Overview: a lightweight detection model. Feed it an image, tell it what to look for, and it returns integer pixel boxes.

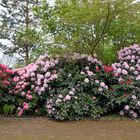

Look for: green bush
[45,54,132,120]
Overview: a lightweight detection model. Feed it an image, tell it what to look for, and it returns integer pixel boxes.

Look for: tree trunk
[91,3,110,55]
[25,44,29,66]
[25,0,29,66]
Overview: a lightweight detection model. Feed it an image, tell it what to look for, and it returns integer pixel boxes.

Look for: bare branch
[91,2,110,55]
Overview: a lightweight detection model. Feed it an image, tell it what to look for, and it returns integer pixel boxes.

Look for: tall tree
[0,0,40,65]
[38,0,140,58]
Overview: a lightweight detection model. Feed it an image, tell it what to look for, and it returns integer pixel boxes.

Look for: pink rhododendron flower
[136,75,140,80]
[80,71,85,75]
[133,112,137,118]
[23,102,29,110]
[13,77,20,82]
[65,95,71,101]
[116,68,121,74]
[122,69,128,75]
[87,70,93,76]
[124,105,129,110]
[14,90,19,94]
[26,94,33,100]
[95,80,99,84]
[45,72,51,78]
[98,87,103,92]
[43,84,48,88]
[100,82,105,87]
[18,109,23,117]
[69,90,75,95]
[84,78,89,83]
[134,71,138,75]
[58,94,63,98]
[21,92,25,96]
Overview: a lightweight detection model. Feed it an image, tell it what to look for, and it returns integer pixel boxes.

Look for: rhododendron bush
[45,54,132,120]
[5,53,130,120]
[0,44,140,120]
[0,64,16,114]
[112,44,140,118]
[11,54,59,116]
[112,44,140,80]
[0,64,14,89]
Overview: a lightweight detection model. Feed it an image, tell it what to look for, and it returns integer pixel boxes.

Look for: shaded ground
[0,117,140,140]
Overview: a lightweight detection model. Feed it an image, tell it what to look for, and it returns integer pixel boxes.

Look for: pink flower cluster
[120,95,140,118]
[87,55,102,65]
[12,54,59,115]
[73,56,113,95]
[112,44,140,81]
[0,64,14,88]
[17,102,29,116]
[46,88,77,114]
[13,54,59,95]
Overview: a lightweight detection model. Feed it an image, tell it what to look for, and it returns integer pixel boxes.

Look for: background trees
[0,0,140,66]
[38,0,140,64]
[0,0,40,66]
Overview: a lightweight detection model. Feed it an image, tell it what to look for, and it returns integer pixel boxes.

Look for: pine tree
[0,0,40,66]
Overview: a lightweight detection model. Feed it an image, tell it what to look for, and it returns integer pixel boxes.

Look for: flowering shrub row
[112,44,140,118]
[0,44,140,120]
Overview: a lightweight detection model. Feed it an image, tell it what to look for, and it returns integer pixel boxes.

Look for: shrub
[112,44,140,118]
[112,44,140,81]
[0,64,14,90]
[45,53,132,120]
[0,64,16,107]
[11,54,59,116]
[2,45,138,120]
[119,80,140,118]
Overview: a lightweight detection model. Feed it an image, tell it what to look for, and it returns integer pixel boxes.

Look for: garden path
[0,118,139,140]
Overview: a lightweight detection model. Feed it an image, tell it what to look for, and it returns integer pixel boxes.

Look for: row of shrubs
[0,44,140,120]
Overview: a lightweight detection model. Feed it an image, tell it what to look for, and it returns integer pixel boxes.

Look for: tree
[33,0,58,57]
[38,0,140,64]
[0,0,40,66]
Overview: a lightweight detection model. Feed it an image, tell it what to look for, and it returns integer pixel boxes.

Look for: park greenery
[0,44,140,120]
[0,0,140,120]
[0,0,140,66]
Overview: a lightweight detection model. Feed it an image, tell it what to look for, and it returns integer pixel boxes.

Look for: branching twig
[91,2,110,55]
